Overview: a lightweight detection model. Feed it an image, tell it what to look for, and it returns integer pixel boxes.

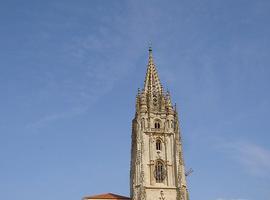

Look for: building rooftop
[83,193,130,200]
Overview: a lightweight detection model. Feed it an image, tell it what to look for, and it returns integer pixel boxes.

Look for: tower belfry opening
[130,48,189,200]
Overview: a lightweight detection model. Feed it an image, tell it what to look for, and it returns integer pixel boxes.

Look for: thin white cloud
[26,105,89,129]
[25,5,144,129]
[23,0,186,130]
[221,140,270,177]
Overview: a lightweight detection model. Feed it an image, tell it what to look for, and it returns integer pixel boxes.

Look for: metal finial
[148,42,152,52]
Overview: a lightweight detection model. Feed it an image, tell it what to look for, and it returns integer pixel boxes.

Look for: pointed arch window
[155,122,160,129]
[155,161,166,183]
[166,120,169,129]
[156,139,162,151]
[154,119,161,129]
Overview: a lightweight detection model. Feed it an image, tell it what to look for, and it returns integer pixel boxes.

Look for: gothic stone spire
[143,47,163,95]
[130,48,189,200]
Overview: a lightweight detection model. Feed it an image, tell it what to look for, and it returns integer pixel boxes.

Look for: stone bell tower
[130,48,189,200]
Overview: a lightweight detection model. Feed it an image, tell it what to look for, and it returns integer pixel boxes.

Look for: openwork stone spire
[143,47,163,95]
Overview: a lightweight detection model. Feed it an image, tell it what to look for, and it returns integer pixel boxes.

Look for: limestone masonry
[84,48,189,200]
[130,48,189,200]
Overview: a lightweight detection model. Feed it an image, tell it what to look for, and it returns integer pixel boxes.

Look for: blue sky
[0,0,270,200]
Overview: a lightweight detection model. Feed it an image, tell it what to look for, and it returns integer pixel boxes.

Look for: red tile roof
[83,193,130,200]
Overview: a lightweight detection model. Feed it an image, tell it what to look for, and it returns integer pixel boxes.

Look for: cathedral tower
[130,48,189,200]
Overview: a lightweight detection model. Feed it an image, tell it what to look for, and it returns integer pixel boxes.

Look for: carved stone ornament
[164,136,168,144]
[159,190,165,200]
[151,136,155,143]
[156,154,161,159]
[180,187,186,200]
[140,186,146,200]
[140,171,145,183]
